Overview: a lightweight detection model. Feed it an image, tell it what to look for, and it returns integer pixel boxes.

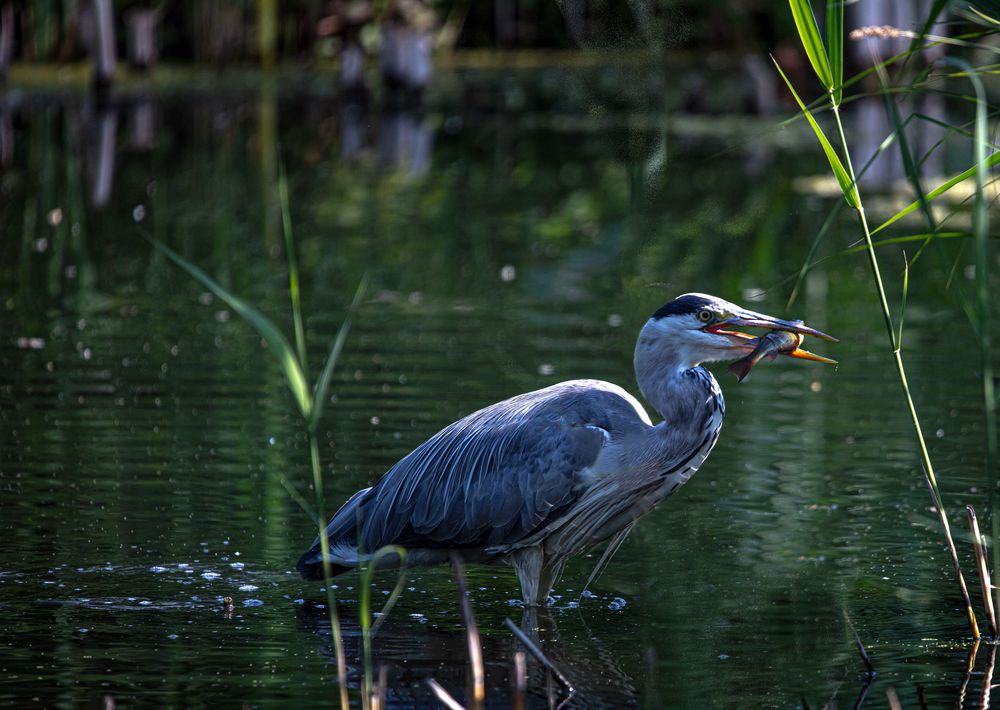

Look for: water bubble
[293,599,305,605]
[243,599,264,607]
[150,566,168,573]
[268,437,276,445]
[201,571,221,580]
[139,600,153,606]
[607,597,627,611]
[507,599,524,607]
[78,628,89,634]
[238,584,258,592]
[581,590,595,599]
[718,654,730,661]
[230,562,245,570]
[567,601,579,609]
[167,634,179,640]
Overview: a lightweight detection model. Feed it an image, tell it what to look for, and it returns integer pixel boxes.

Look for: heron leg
[512,546,564,607]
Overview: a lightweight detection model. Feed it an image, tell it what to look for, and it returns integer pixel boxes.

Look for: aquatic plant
[779,0,999,639]
[149,161,414,710]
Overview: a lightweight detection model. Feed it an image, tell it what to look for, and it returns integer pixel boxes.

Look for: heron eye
[697,310,713,323]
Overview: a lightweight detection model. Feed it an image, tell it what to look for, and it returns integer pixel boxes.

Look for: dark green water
[1,77,997,708]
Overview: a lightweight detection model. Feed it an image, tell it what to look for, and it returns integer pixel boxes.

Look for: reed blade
[967,506,997,637]
[788,0,833,89]
[360,545,407,705]
[370,546,408,637]
[452,556,485,710]
[310,272,369,432]
[772,57,858,208]
[826,0,843,105]
[150,238,312,419]
[504,618,575,698]
[426,679,465,710]
[870,151,1000,235]
[279,159,309,372]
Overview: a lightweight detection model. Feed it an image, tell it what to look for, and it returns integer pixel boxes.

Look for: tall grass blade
[909,0,951,62]
[969,7,1000,25]
[873,54,939,266]
[503,618,576,698]
[826,0,843,105]
[788,0,833,89]
[370,561,408,637]
[307,434,350,710]
[360,545,408,707]
[948,56,1000,625]
[871,152,1000,235]
[809,14,982,637]
[897,253,909,352]
[786,199,845,310]
[279,160,309,372]
[310,272,370,432]
[840,232,996,254]
[967,506,997,637]
[426,679,464,710]
[278,475,319,525]
[773,57,858,208]
[452,556,485,710]
[150,239,312,419]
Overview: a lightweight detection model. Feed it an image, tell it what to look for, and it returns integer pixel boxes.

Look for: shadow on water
[294,599,640,708]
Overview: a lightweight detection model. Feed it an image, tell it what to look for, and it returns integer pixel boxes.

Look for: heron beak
[706,308,838,364]
[721,309,839,342]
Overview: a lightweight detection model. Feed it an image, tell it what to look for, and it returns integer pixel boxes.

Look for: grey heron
[297,293,836,605]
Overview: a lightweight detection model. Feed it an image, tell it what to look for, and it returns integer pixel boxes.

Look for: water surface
[1,75,997,708]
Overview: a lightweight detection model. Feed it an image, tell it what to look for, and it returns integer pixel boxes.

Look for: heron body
[297,293,835,605]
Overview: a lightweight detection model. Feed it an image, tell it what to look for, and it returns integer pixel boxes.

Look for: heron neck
[633,333,722,435]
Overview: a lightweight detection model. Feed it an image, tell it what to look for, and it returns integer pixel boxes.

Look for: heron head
[640,293,837,370]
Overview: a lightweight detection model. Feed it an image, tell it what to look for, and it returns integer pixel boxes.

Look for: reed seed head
[849,25,905,40]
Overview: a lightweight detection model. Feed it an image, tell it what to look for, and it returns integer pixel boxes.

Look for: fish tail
[727,359,754,382]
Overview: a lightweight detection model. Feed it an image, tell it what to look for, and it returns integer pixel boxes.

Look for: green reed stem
[279,161,309,372]
[830,100,980,639]
[359,546,408,709]
[309,432,351,708]
[958,59,998,628]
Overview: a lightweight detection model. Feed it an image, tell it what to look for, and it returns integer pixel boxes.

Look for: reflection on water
[0,74,998,708]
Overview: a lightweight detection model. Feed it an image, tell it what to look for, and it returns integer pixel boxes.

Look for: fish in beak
[705,309,838,380]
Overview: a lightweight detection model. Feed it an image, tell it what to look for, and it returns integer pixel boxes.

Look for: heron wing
[346,381,648,555]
